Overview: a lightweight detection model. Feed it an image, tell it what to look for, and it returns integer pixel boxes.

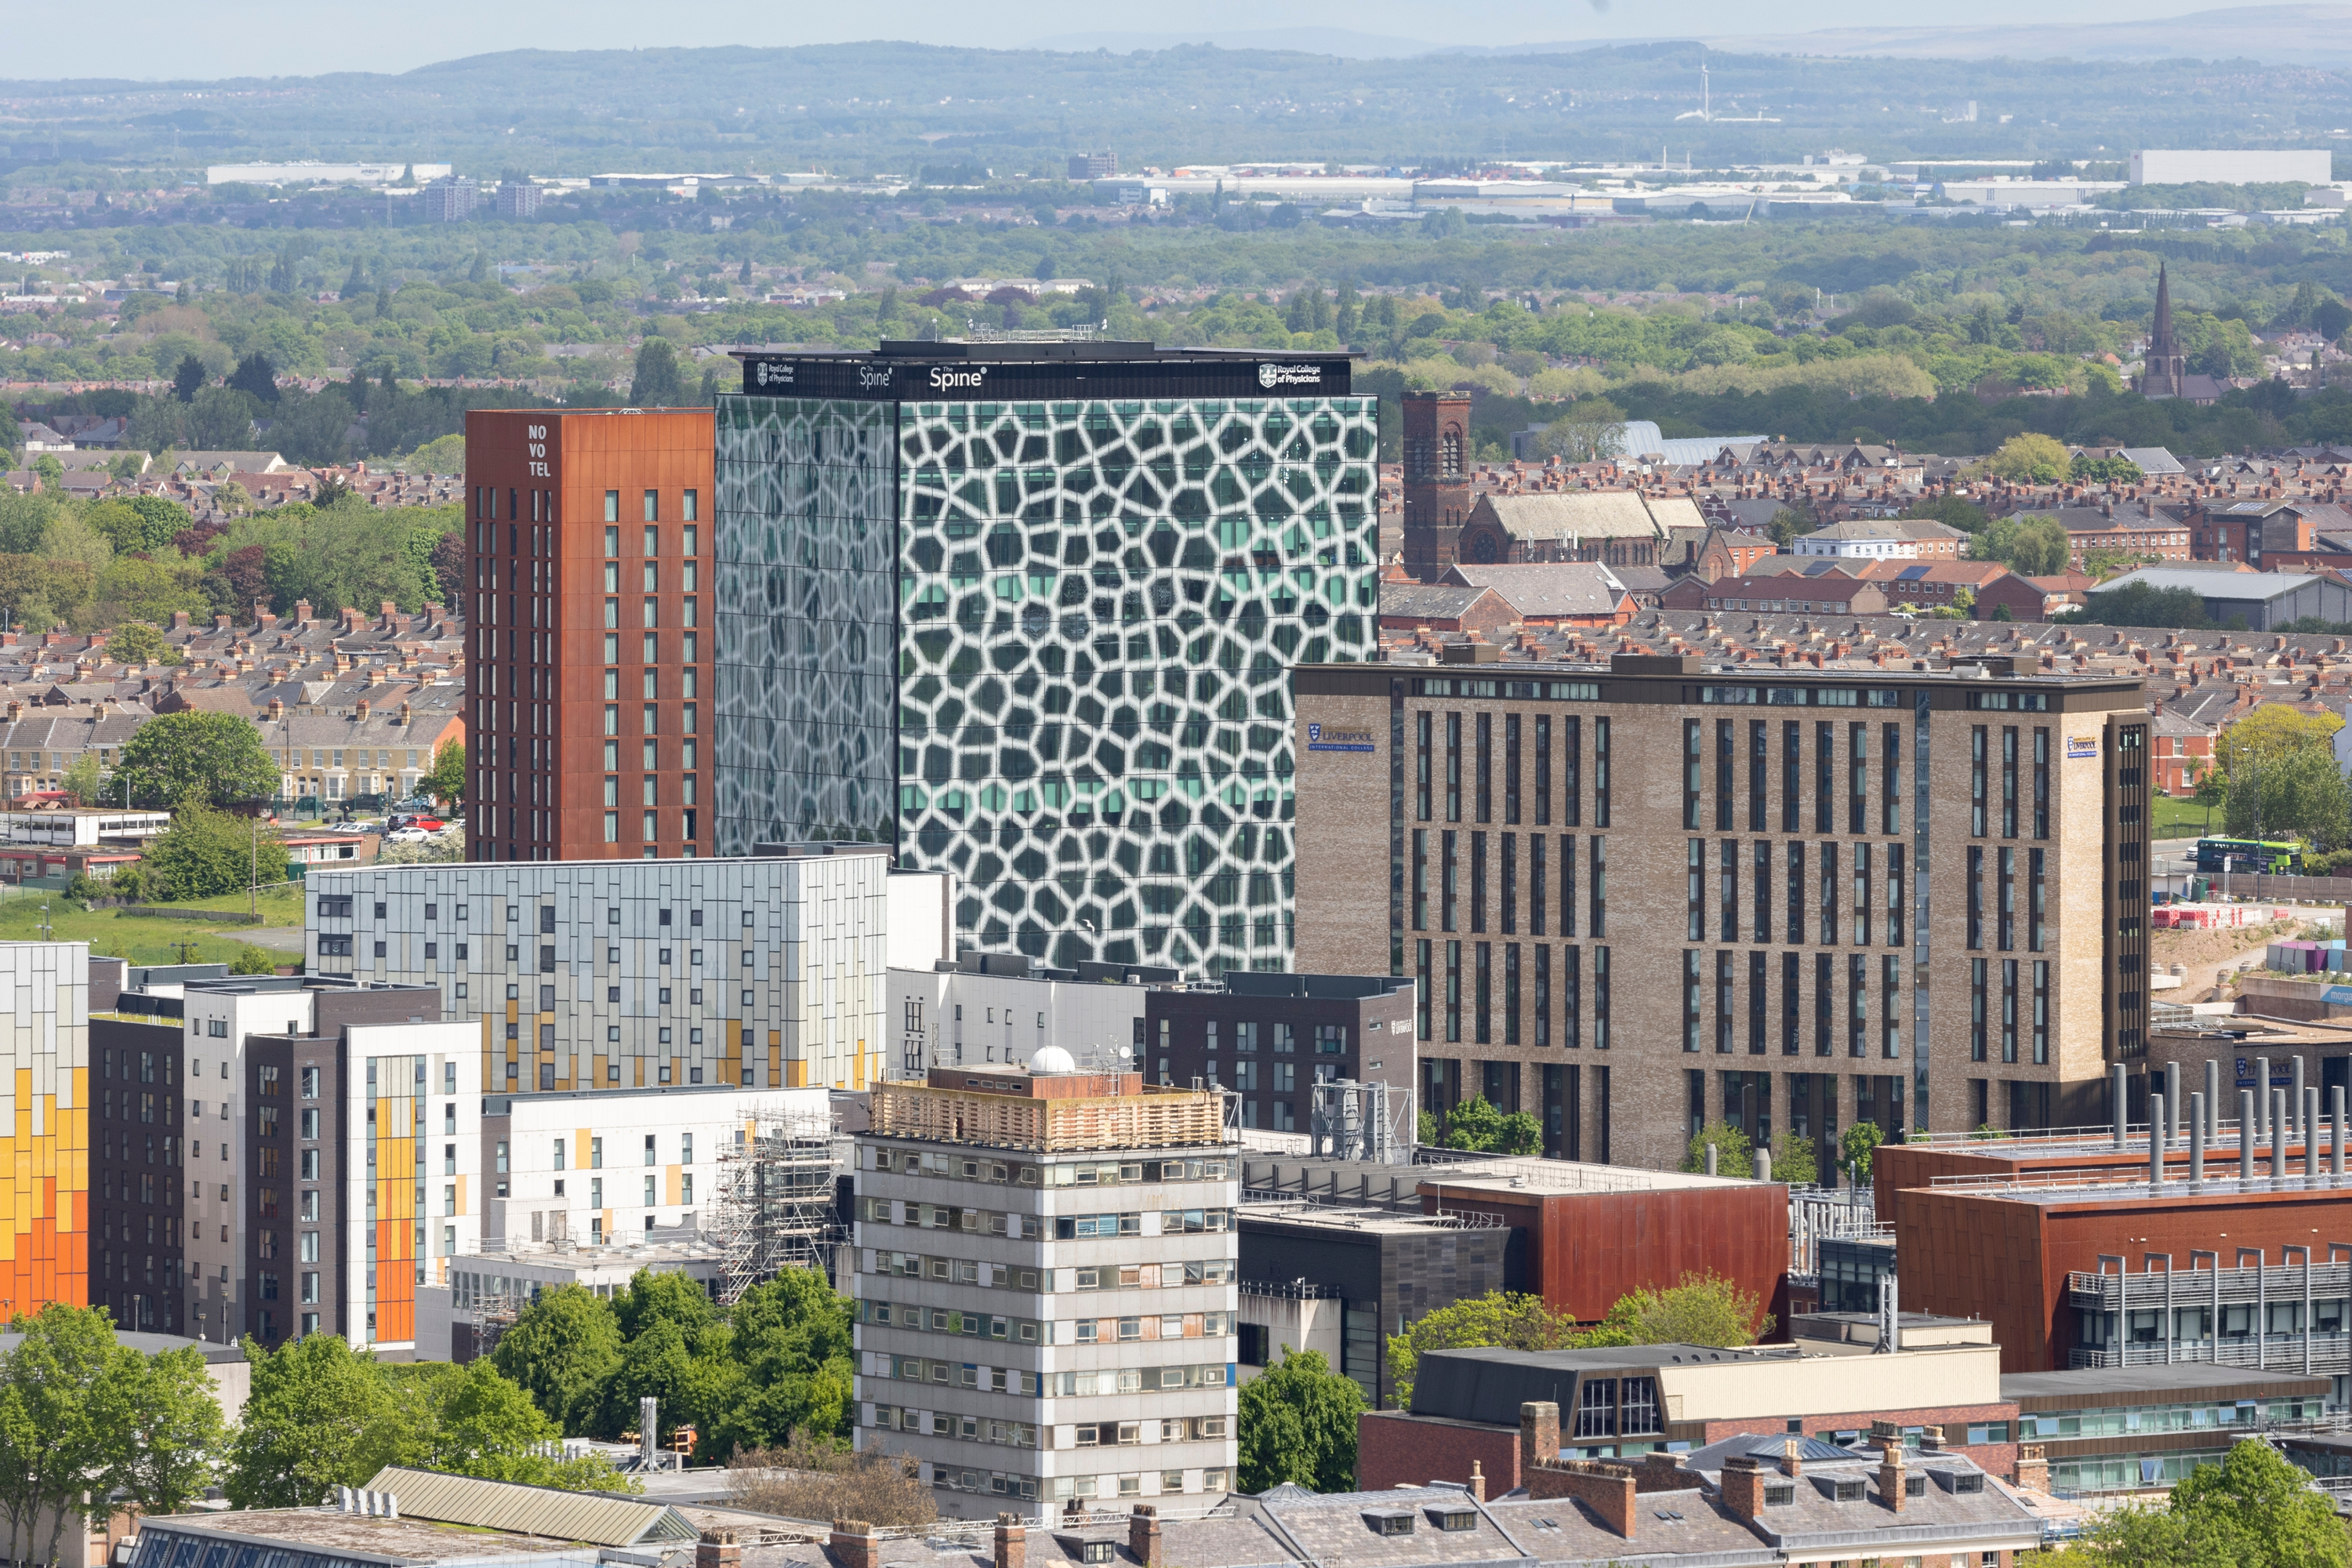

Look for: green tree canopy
[1601,1272,1775,1347]
[1682,1119,1754,1177]
[630,340,688,406]
[1975,514,2071,577]
[0,1305,221,1566]
[1385,1291,1629,1409]
[105,620,181,667]
[142,800,286,901]
[223,1333,404,1508]
[2040,1438,2350,1568]
[490,1283,623,1437]
[1983,432,2071,484]
[118,710,279,807]
[427,739,467,804]
[1532,398,1628,463]
[1237,1348,1364,1494]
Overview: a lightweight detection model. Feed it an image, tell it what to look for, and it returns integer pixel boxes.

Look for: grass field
[0,882,302,967]
[2153,793,2221,840]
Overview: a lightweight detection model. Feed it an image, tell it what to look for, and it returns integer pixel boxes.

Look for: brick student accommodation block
[464,408,716,863]
[1293,654,2151,1171]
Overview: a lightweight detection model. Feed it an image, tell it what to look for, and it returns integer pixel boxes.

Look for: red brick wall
[1358,1410,1523,1492]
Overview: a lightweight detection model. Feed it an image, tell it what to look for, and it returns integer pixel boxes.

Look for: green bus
[2194,837,2303,875]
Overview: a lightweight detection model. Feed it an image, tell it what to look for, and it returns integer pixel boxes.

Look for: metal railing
[2067,1334,2352,1372]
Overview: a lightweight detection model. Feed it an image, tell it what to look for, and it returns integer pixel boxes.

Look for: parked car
[385,827,431,844]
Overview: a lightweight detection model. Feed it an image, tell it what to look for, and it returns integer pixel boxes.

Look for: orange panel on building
[464,408,717,862]
[1413,1177,1790,1325]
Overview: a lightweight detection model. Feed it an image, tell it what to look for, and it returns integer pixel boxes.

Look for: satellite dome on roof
[1032,1045,1078,1074]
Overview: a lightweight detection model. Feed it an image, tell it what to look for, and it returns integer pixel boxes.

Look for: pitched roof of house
[1439,563,1631,618]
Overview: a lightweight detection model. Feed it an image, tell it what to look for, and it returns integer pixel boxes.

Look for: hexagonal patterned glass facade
[714,354,1379,978]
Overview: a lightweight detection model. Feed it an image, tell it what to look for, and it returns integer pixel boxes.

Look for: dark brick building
[90,1015,185,1334]
[1142,972,1414,1134]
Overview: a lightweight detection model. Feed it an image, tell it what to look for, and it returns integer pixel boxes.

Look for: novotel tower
[715,339,1378,977]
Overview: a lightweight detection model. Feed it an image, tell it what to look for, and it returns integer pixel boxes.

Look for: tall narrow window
[1411,830,1428,931]
[1534,944,1550,1046]
[1563,717,1581,828]
[1882,955,1901,1060]
[1504,944,1520,1046]
[2029,848,2045,952]
[2033,727,2050,839]
[1563,946,1582,1049]
[1445,941,1462,1043]
[1475,942,1492,1044]
[1971,726,1989,837]
[1715,951,1734,1054]
[1684,720,1703,830]
[1501,834,1518,935]
[1970,959,1988,1062]
[1592,946,1610,1051]
[1853,844,1871,947]
[1786,841,1806,946]
[1471,833,1488,935]
[1531,835,1548,938]
[1560,835,1577,938]
[1589,836,1606,938]
[2002,727,2020,838]
[1966,847,1984,949]
[1782,951,1801,1055]
[1716,720,1735,832]
[1415,713,1432,821]
[2001,959,2020,1064]
[1719,840,1738,943]
[1687,840,1705,941]
[1887,845,1905,947]
[1683,952,1702,1053]
[1749,720,1768,833]
[2032,960,2050,1065]
[1534,715,1552,826]
[1416,941,1432,1040]
[1444,713,1461,822]
[1475,713,1493,824]
[1814,953,1833,1057]
[1504,714,1522,825]
[1441,833,1457,933]
[1594,718,1610,828]
[1753,840,1771,944]
[1748,950,1767,1054]
[1819,843,1838,947]
[1848,953,1868,1058]
[1882,722,1903,837]
[1998,846,2016,951]
[1848,723,1868,836]
[1781,720,1801,833]
[1815,722,1835,834]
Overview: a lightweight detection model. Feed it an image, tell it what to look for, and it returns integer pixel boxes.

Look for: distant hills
[1028,5,2352,67]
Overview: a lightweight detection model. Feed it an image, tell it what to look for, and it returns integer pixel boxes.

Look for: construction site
[436,1099,848,1362]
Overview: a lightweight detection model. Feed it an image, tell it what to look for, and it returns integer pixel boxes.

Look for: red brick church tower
[1400,392,1471,582]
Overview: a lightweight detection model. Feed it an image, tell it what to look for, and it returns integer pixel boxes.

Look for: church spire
[2151,261,2176,356]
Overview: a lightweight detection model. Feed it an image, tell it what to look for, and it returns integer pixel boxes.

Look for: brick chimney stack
[1718,1455,1767,1521]
[1520,1401,1560,1475]
[993,1515,1025,1568]
[694,1530,739,1568]
[1878,1439,1908,1514]
[829,1523,876,1568]
[1468,1461,1486,1502]
[2013,1444,2049,1493]
[1127,1507,1161,1568]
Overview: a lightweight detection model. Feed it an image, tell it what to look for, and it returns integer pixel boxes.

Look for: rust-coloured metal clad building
[1885,1132,2352,1374]
[464,408,715,862]
[1407,1169,1789,1324]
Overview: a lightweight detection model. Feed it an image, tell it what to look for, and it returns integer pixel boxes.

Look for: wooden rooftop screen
[872,1080,1225,1152]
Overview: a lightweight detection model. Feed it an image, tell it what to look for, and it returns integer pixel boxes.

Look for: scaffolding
[709,1100,849,1305]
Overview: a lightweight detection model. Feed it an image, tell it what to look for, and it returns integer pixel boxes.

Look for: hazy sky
[4,0,2198,81]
